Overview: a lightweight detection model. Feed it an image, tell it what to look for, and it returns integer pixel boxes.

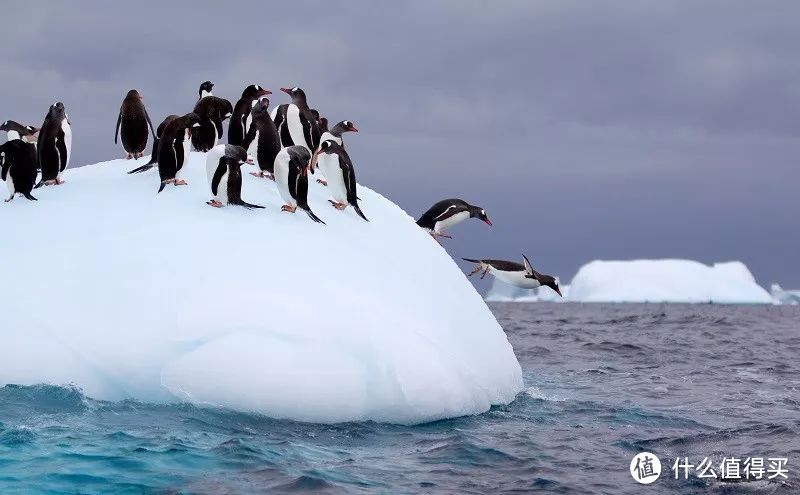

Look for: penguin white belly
[247,130,259,158]
[215,171,229,204]
[318,155,347,203]
[273,153,295,207]
[286,105,307,151]
[269,107,278,121]
[210,120,218,147]
[492,269,541,289]
[434,211,470,233]
[178,130,191,178]
[61,119,72,171]
[5,165,15,196]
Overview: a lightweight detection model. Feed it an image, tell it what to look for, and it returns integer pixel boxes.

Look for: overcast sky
[2,1,797,289]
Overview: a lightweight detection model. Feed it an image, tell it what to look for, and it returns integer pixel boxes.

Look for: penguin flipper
[304,207,325,224]
[353,203,369,222]
[23,192,37,201]
[34,179,45,189]
[231,200,264,210]
[114,111,122,144]
[128,164,155,174]
[157,182,166,194]
[461,258,482,263]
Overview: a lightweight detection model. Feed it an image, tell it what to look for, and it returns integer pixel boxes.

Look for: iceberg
[0,153,523,424]
[484,277,568,302]
[566,259,772,304]
[771,284,800,305]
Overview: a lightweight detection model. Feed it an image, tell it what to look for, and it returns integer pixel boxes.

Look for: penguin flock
[1,81,561,296]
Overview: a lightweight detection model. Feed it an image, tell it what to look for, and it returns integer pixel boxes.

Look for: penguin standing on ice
[192,95,233,152]
[1,120,39,145]
[416,199,492,240]
[229,84,271,147]
[205,144,263,209]
[242,98,281,179]
[158,113,201,192]
[462,255,562,296]
[128,115,178,174]
[273,145,324,223]
[115,89,155,159]
[0,139,38,202]
[312,119,359,185]
[271,87,320,152]
[36,102,72,187]
[315,140,368,221]
[198,80,214,100]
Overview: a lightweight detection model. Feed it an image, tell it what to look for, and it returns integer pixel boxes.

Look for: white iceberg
[0,153,523,424]
[485,277,568,302]
[566,259,772,304]
[771,284,800,305]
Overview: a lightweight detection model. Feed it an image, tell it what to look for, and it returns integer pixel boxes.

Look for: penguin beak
[350,125,359,132]
[280,88,292,95]
[483,218,493,226]
[555,287,563,297]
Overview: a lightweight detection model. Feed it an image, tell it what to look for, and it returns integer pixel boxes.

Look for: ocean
[1,303,798,494]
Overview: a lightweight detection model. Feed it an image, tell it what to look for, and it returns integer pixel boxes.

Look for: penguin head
[280,86,306,103]
[317,140,341,155]
[199,81,214,97]
[251,98,271,119]
[341,120,359,133]
[536,274,562,297]
[469,204,492,226]
[126,89,142,100]
[224,145,248,165]
[49,102,66,119]
[242,84,271,99]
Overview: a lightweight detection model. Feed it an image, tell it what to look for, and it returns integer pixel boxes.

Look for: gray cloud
[1,1,797,288]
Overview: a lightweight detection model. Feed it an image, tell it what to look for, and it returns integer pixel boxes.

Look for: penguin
[273,145,324,223]
[242,97,281,179]
[198,80,214,100]
[205,144,263,209]
[312,119,359,185]
[1,120,39,145]
[158,113,201,192]
[229,84,271,147]
[315,140,368,221]
[128,114,177,174]
[192,95,233,152]
[115,89,156,159]
[35,102,71,188]
[271,87,320,153]
[0,139,38,202]
[462,255,563,296]
[416,199,492,240]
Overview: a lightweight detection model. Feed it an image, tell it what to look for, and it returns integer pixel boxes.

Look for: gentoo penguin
[462,255,562,296]
[128,114,178,174]
[416,199,492,240]
[242,98,281,179]
[205,144,263,209]
[271,87,320,153]
[273,145,324,223]
[1,120,39,145]
[229,84,271,147]
[315,140,368,221]
[0,139,38,202]
[158,113,201,192]
[312,119,358,185]
[115,89,155,159]
[192,96,233,152]
[198,80,214,100]
[35,102,72,187]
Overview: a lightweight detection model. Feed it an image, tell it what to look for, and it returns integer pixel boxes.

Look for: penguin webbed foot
[328,200,347,210]
[316,178,328,186]
[174,179,188,186]
[281,204,297,213]
[206,199,224,208]
[480,266,490,279]
[4,196,13,203]
[126,153,133,160]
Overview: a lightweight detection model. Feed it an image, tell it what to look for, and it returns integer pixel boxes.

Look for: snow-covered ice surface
[771,284,800,305]
[0,153,523,424]
[567,259,772,304]
[484,278,567,302]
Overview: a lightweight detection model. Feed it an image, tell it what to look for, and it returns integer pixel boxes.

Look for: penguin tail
[128,164,154,174]
[462,258,482,264]
[157,182,166,194]
[353,203,369,222]
[23,193,37,201]
[304,207,325,224]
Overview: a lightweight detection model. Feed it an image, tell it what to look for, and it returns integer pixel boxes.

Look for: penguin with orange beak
[416,198,492,240]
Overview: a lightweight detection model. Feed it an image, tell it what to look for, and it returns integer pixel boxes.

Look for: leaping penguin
[205,144,263,209]
[35,102,72,188]
[416,199,492,240]
[115,89,155,159]
[273,145,324,223]
[316,140,368,221]
[0,139,38,202]
[271,87,320,153]
[1,120,39,145]
[462,255,562,296]
[229,84,271,147]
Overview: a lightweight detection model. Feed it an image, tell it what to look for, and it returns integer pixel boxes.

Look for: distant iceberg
[485,277,567,302]
[771,284,800,305]
[566,259,772,304]
[0,153,523,424]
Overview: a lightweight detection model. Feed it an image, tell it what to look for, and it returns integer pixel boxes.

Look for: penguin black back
[192,96,233,152]
[0,139,38,201]
[229,84,270,146]
[242,98,281,175]
[115,89,155,158]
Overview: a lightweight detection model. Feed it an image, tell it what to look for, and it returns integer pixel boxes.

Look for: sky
[1,1,797,289]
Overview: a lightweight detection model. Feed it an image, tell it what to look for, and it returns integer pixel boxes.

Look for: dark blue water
[1,304,798,494]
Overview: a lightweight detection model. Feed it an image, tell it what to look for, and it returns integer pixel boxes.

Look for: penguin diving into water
[157,113,201,192]
[462,255,562,296]
[115,89,155,159]
[36,102,72,188]
[0,139,38,202]
[315,140,368,221]
[273,145,324,224]
[416,199,492,240]
[205,144,263,209]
